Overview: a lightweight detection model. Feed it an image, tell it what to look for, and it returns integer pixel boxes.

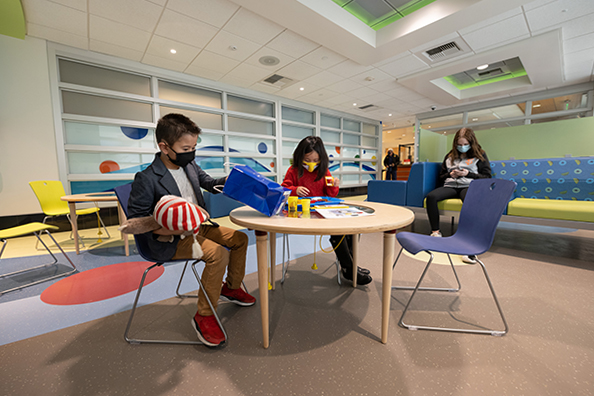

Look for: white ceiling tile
[244,47,295,71]
[189,50,240,75]
[89,0,162,33]
[327,79,364,94]
[350,68,393,86]
[250,83,281,94]
[303,71,344,88]
[525,0,594,32]
[155,9,219,49]
[27,23,88,49]
[90,15,151,52]
[564,32,594,54]
[276,60,322,81]
[90,39,144,62]
[223,8,284,45]
[142,53,188,72]
[146,35,201,64]
[217,74,252,88]
[146,0,167,5]
[325,94,357,105]
[461,15,530,52]
[377,54,429,78]
[275,89,302,100]
[300,88,339,102]
[166,0,239,28]
[360,92,392,104]
[564,48,594,79]
[458,8,523,36]
[204,30,262,62]
[562,13,594,40]
[327,60,373,78]
[522,0,557,12]
[266,30,320,59]
[300,47,347,70]
[224,63,272,85]
[371,51,411,68]
[348,86,380,100]
[367,80,404,93]
[411,97,438,110]
[279,82,320,98]
[50,0,87,12]
[185,64,226,81]
[23,0,87,36]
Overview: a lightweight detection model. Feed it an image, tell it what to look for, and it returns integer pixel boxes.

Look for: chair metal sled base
[124,260,227,346]
[393,247,508,336]
[0,228,77,295]
[281,234,342,286]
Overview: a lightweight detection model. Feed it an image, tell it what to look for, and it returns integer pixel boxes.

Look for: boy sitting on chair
[128,113,255,348]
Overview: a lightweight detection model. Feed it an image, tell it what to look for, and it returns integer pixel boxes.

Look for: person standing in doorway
[383,148,399,180]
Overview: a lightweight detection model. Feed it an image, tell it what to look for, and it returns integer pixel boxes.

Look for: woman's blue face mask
[457,144,471,153]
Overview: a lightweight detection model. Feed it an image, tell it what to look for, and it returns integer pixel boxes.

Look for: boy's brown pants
[172,225,248,316]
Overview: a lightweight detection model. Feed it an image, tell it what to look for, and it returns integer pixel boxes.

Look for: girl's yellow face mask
[302,161,319,172]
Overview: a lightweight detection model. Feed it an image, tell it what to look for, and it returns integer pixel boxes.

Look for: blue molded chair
[393,178,516,336]
[114,183,226,346]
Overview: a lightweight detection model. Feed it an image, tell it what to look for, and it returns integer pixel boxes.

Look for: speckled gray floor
[2,221,594,396]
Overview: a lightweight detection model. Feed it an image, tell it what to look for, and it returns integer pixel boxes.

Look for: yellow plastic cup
[301,198,311,213]
[288,196,298,211]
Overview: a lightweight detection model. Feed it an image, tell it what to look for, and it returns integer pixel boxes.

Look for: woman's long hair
[292,136,329,181]
[448,127,486,162]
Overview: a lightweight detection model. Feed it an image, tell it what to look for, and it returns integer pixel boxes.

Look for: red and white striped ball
[154,195,205,235]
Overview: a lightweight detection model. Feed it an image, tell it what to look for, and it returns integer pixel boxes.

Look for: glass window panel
[419,114,464,129]
[528,92,587,115]
[361,173,376,183]
[361,149,378,160]
[342,146,360,157]
[228,116,274,136]
[325,145,340,158]
[282,124,313,139]
[530,112,588,124]
[64,122,155,148]
[281,158,293,178]
[362,136,376,147]
[196,156,224,175]
[361,161,378,172]
[234,157,276,173]
[160,106,222,130]
[62,91,152,122]
[67,152,155,174]
[229,136,276,155]
[321,114,340,128]
[70,180,133,195]
[341,173,360,185]
[362,123,377,135]
[321,129,340,144]
[59,59,150,96]
[282,140,299,156]
[343,133,360,145]
[282,106,314,124]
[468,104,524,124]
[343,119,361,132]
[158,80,221,109]
[228,95,273,117]
[197,133,223,151]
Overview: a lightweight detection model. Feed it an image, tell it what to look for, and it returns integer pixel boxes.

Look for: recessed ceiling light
[427,125,431,128]
[388,113,392,116]
[170,49,177,54]
[477,64,489,70]
[353,103,357,106]
[402,134,406,136]
[388,131,391,133]
[472,118,479,121]
[299,87,304,91]
[533,104,541,108]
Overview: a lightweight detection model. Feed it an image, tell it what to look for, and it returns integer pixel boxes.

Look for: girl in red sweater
[281,136,372,286]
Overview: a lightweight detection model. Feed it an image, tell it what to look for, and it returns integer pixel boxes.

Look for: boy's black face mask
[167,147,195,167]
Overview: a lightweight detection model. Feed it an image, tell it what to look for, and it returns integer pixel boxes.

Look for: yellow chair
[0,223,77,295]
[29,180,110,249]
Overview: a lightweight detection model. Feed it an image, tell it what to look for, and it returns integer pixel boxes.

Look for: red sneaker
[192,312,225,347]
[220,283,256,307]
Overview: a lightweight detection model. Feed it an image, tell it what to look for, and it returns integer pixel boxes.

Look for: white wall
[0,34,60,216]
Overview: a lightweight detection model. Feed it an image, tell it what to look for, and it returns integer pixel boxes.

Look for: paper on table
[315,207,374,219]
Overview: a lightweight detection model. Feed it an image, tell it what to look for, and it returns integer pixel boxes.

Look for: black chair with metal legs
[114,183,228,346]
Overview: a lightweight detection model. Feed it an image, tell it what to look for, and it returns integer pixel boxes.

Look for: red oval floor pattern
[41,261,164,305]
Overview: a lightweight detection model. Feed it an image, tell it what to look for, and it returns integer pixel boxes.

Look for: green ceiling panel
[0,0,26,40]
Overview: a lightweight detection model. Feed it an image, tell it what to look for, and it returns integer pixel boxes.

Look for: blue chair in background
[114,183,226,346]
[392,178,516,336]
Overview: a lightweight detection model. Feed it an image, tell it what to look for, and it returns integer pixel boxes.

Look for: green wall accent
[0,0,26,40]
[418,128,447,162]
[443,117,594,161]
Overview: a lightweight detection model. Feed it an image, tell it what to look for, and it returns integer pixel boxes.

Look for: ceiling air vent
[358,104,380,112]
[478,68,504,77]
[262,74,294,87]
[415,38,471,64]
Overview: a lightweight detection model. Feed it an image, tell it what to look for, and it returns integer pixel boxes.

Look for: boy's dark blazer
[128,153,226,261]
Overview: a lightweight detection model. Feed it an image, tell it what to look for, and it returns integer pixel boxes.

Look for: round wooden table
[230,201,414,348]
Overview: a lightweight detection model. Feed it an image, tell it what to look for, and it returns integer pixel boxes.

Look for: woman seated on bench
[425,127,492,264]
